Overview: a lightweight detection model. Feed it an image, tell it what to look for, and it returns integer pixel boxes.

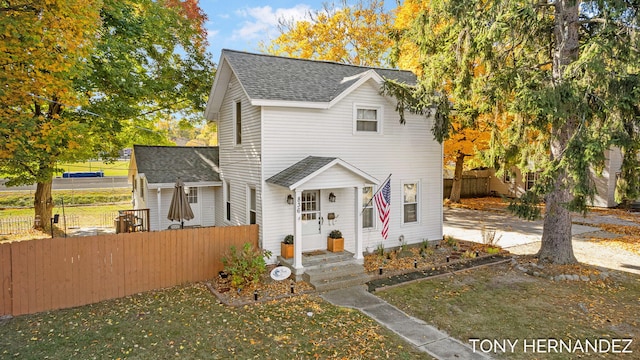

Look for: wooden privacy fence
[443,176,490,199]
[0,225,258,317]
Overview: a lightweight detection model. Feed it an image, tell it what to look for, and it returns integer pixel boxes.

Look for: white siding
[261,79,443,256]
[147,186,217,231]
[216,75,263,237]
[591,148,622,208]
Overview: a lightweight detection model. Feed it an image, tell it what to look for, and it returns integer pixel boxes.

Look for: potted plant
[281,234,294,258]
[327,229,344,252]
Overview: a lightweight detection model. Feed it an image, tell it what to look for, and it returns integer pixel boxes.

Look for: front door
[301,190,323,251]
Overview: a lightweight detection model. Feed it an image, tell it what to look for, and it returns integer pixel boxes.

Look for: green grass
[58,160,130,177]
[377,263,640,359]
[0,189,130,208]
[0,284,434,359]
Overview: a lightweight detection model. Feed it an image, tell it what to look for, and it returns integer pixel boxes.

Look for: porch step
[303,251,356,269]
[303,262,371,292]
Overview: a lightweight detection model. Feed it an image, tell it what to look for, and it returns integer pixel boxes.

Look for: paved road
[0,176,129,191]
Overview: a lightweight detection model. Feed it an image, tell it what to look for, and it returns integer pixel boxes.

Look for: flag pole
[360,173,391,215]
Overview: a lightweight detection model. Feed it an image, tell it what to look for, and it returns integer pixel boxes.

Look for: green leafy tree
[0,0,214,230]
[386,0,640,264]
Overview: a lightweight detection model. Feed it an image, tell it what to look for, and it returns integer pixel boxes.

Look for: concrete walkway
[321,286,491,360]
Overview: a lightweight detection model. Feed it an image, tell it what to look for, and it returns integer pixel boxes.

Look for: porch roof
[266,156,379,190]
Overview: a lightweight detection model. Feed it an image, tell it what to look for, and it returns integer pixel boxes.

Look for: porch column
[293,189,303,271]
[353,185,364,261]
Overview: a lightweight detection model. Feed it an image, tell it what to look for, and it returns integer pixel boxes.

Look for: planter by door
[281,243,294,258]
[327,237,344,252]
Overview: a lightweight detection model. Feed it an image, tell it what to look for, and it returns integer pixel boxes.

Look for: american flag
[374,177,391,240]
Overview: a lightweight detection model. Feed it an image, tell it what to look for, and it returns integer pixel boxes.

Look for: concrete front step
[304,263,366,282]
[302,251,356,269]
[309,272,372,292]
[303,262,370,292]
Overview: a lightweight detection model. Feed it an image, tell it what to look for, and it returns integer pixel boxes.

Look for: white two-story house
[204,50,443,274]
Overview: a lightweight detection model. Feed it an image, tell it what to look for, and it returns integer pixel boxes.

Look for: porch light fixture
[286,194,294,205]
[328,192,336,202]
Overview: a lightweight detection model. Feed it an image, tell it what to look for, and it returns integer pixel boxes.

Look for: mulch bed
[367,254,511,292]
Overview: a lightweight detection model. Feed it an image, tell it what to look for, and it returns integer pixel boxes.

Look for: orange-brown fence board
[0,225,258,317]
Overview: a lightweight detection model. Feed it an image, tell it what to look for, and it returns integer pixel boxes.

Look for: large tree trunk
[538,0,579,264]
[539,166,577,264]
[449,153,465,203]
[33,180,54,232]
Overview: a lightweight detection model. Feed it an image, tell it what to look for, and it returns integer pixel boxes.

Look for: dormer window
[354,104,382,133]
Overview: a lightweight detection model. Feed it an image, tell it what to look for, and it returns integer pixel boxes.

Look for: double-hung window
[362,186,374,229]
[234,101,242,145]
[187,187,198,204]
[354,104,382,133]
[525,172,537,191]
[403,182,419,223]
[225,181,231,222]
[248,187,256,225]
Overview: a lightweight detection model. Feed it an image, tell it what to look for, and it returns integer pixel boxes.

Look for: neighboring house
[128,145,221,230]
[204,50,443,274]
[487,147,638,207]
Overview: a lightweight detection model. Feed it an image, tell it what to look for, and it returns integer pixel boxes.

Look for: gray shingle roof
[133,145,220,184]
[266,156,337,188]
[222,49,416,103]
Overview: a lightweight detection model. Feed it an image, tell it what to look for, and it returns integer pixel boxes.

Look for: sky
[198,1,396,61]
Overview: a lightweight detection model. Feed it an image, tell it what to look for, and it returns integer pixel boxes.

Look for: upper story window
[234,101,242,145]
[354,104,382,133]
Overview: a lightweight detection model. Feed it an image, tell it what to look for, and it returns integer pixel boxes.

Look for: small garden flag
[374,176,391,240]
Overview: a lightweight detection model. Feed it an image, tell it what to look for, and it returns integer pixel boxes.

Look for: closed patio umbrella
[167,178,194,229]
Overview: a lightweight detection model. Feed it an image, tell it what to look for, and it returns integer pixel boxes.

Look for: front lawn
[0,284,434,359]
[377,259,640,359]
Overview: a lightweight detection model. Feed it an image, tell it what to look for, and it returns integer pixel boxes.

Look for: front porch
[266,156,381,276]
[278,250,370,292]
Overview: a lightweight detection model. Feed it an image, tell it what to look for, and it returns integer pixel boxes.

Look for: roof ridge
[220,48,411,74]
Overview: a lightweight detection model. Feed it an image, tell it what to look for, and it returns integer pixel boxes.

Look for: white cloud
[207,29,220,41]
[232,4,311,41]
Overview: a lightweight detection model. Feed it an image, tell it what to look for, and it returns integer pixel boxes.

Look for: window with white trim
[225,181,231,222]
[187,187,198,204]
[248,187,256,225]
[139,178,145,200]
[525,172,537,191]
[354,104,382,133]
[362,186,374,228]
[234,101,242,145]
[402,182,419,223]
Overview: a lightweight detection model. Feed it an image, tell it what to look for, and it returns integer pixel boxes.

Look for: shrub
[375,243,385,257]
[329,229,342,238]
[282,234,294,244]
[222,243,272,288]
[443,235,459,248]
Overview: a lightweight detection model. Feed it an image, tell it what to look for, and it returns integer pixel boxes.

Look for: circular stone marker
[270,266,292,281]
